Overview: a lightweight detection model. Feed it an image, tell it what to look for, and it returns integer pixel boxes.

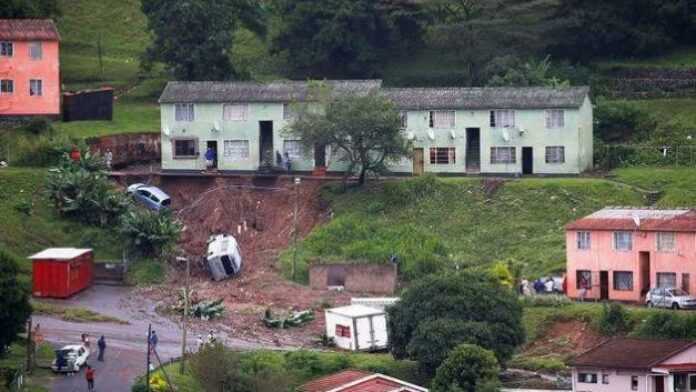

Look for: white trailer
[350,297,400,311]
[325,304,388,351]
[206,234,242,281]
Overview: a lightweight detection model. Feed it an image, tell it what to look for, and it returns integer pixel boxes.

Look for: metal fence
[597,144,696,171]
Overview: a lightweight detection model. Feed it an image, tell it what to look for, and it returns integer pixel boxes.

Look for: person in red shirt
[85,365,95,392]
[70,146,81,162]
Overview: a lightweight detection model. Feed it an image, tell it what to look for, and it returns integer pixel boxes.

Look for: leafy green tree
[285,91,410,185]
[485,55,569,88]
[0,0,60,18]
[599,302,631,336]
[431,344,501,392]
[387,273,524,374]
[547,0,696,60]
[119,209,182,257]
[270,0,426,78]
[141,0,266,80]
[190,343,249,392]
[0,249,31,355]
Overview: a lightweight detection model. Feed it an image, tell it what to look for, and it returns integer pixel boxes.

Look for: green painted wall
[160,98,593,175]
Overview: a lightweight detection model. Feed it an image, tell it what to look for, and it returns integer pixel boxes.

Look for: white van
[206,234,242,281]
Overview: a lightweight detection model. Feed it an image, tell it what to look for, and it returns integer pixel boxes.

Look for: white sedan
[51,344,90,373]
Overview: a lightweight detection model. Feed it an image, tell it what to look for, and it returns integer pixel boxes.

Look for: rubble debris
[263,308,315,329]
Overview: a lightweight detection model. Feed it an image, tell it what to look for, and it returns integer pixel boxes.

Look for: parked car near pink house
[571,338,696,392]
[566,208,696,303]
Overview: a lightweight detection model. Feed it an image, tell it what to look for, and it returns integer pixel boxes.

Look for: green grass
[282,176,646,282]
[52,100,160,138]
[613,167,696,207]
[0,339,55,392]
[619,98,696,129]
[595,46,696,69]
[31,301,128,324]
[0,168,122,264]
[126,259,166,286]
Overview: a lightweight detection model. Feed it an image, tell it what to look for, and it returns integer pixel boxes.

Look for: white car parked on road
[646,287,696,310]
[51,344,90,373]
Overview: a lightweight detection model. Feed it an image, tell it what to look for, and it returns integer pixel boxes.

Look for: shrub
[594,100,657,144]
[119,209,181,257]
[190,343,247,392]
[24,117,54,135]
[431,344,501,392]
[598,302,631,335]
[631,312,696,340]
[14,134,74,167]
[0,248,32,355]
[519,295,572,308]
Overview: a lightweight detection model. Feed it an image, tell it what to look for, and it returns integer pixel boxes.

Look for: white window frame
[429,147,456,165]
[223,103,248,121]
[0,41,13,57]
[283,140,304,160]
[613,271,634,291]
[29,79,42,96]
[490,110,515,128]
[0,79,13,95]
[175,103,195,122]
[657,272,677,289]
[223,140,250,162]
[172,137,199,159]
[577,231,591,250]
[28,41,42,60]
[578,373,598,384]
[656,232,676,252]
[613,231,633,251]
[545,109,565,129]
[545,146,565,164]
[490,147,516,164]
[429,110,455,129]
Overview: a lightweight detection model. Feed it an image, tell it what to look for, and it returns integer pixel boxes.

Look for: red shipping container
[29,248,94,298]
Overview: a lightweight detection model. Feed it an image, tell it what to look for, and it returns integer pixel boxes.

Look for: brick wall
[309,263,397,294]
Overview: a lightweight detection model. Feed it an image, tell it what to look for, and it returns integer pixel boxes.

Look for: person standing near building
[104,149,113,170]
[85,365,95,392]
[205,147,216,170]
[97,336,106,361]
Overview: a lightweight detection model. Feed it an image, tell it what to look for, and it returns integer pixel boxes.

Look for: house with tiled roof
[0,19,60,117]
[570,338,696,392]
[297,369,428,392]
[158,80,592,176]
[566,207,696,302]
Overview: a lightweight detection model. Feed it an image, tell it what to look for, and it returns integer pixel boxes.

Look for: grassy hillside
[281,175,651,282]
[614,167,696,207]
[0,168,122,268]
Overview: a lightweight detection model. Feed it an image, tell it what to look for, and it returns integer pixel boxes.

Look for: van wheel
[672,303,680,310]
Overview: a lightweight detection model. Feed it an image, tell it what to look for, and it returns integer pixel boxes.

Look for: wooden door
[655,376,665,392]
[413,148,424,176]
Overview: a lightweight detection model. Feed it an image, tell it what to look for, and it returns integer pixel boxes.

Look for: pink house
[571,338,696,392]
[0,19,61,117]
[566,208,696,302]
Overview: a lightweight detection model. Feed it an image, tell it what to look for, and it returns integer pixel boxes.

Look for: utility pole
[292,177,301,281]
[146,323,151,392]
[178,256,190,375]
[25,317,32,374]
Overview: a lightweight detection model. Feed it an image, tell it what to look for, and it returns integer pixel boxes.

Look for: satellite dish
[213,121,221,132]
[450,129,456,139]
[162,127,171,137]
[633,216,640,228]
[406,131,415,141]
[502,128,510,142]
[518,126,526,135]
[427,129,435,141]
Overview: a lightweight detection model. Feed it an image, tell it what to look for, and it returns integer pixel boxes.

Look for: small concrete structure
[309,263,397,294]
[324,304,388,351]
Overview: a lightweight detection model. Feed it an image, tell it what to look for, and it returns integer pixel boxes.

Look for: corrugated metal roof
[29,248,91,260]
[158,80,382,104]
[566,208,696,232]
[298,370,373,392]
[382,86,589,110]
[0,19,60,41]
[570,338,695,370]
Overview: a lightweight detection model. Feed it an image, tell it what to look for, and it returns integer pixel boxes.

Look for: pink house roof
[0,19,60,41]
[566,207,696,232]
[298,370,428,392]
[298,370,373,392]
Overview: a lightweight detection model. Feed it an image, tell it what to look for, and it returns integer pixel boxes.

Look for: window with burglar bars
[490,147,516,164]
[173,138,198,158]
[657,232,676,252]
[0,79,13,95]
[576,270,592,289]
[430,147,455,164]
[335,324,351,338]
[283,140,303,160]
[577,231,591,250]
[657,272,677,288]
[223,140,249,161]
[613,231,632,251]
[29,79,42,96]
[0,42,12,57]
[429,111,455,128]
[28,42,42,60]
[613,271,633,291]
[399,111,408,128]
[545,109,564,128]
[490,110,515,128]
[223,104,248,121]
[545,146,565,164]
[175,103,195,122]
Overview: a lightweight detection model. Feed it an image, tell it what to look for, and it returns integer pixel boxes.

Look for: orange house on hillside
[0,19,60,117]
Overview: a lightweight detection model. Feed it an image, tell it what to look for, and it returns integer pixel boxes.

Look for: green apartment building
[158,80,593,175]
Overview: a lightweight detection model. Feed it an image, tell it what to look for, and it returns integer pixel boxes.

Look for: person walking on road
[97,336,106,361]
[149,330,158,352]
[85,365,95,392]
